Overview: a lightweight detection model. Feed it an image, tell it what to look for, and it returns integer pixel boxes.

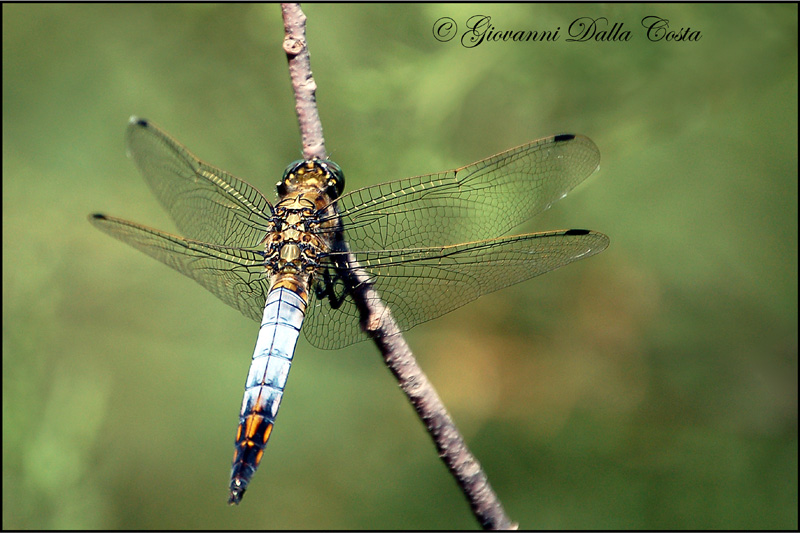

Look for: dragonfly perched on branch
[90,117,608,504]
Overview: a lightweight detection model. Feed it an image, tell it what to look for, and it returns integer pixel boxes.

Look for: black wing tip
[553,133,577,143]
[128,115,149,127]
[90,213,107,220]
[565,229,611,250]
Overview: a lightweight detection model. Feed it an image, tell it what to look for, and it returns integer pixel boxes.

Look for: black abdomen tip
[228,486,245,505]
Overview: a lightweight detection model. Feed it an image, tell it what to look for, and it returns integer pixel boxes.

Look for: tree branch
[281,3,326,160]
[280,4,516,529]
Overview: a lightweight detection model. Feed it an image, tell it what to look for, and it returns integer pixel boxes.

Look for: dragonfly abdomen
[229,285,308,504]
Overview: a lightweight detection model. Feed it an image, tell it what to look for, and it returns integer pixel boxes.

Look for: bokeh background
[3,4,797,530]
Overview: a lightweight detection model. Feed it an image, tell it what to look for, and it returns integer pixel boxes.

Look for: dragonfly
[90,117,609,505]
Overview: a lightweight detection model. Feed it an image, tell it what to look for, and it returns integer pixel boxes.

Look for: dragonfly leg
[314,267,349,310]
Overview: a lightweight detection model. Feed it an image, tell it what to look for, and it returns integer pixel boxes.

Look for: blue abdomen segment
[229,287,307,504]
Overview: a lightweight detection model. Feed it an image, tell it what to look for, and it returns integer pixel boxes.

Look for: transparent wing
[95,125,606,350]
[332,134,600,251]
[303,229,609,350]
[90,214,269,323]
[125,117,274,248]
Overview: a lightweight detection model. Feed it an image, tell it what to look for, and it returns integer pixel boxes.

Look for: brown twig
[280,4,516,530]
[281,3,326,160]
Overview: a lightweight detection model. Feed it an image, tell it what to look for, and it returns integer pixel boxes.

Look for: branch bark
[280,4,516,529]
[281,3,327,160]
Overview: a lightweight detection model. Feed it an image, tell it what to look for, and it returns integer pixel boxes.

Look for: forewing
[333,134,600,251]
[90,214,269,323]
[303,229,609,349]
[125,117,273,248]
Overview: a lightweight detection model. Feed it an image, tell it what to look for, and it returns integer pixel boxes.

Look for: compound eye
[282,160,306,180]
[322,160,345,197]
[277,159,307,195]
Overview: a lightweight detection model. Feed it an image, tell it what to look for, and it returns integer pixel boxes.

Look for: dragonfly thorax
[266,194,332,279]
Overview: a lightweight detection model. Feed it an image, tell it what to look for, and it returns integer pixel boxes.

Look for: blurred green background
[3,4,797,530]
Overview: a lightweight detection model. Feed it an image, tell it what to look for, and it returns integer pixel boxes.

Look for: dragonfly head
[277,159,345,199]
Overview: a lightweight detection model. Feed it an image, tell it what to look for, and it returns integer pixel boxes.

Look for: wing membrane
[125,117,273,248]
[303,229,609,349]
[90,213,269,322]
[333,134,600,251]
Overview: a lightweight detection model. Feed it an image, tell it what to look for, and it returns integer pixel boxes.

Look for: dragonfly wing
[304,279,363,351]
[303,229,609,349]
[125,117,274,248]
[90,213,269,323]
[333,134,600,251]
